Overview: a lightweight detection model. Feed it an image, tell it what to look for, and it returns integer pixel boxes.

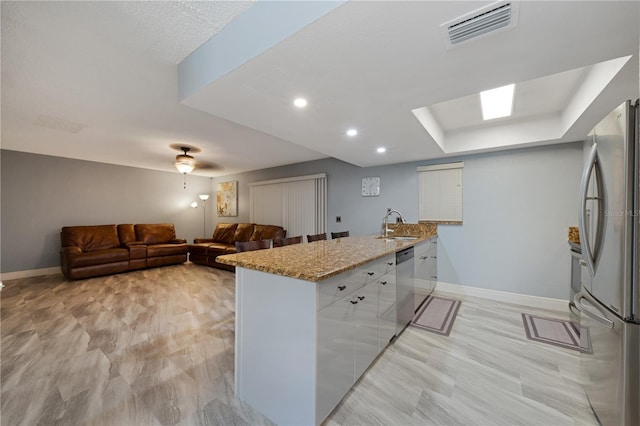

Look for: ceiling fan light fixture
[174,147,196,174]
[175,161,195,174]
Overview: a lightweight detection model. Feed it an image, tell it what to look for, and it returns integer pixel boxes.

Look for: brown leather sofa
[189,223,285,271]
[60,223,187,280]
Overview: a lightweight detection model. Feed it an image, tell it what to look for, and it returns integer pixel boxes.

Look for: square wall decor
[217,181,238,217]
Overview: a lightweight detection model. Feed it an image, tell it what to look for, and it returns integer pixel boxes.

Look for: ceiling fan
[170,144,220,189]
[174,146,197,174]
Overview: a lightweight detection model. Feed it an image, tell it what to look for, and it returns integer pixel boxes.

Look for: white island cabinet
[414,237,437,309]
[234,253,396,426]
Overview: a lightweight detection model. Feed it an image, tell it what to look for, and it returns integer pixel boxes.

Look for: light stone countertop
[216,233,436,282]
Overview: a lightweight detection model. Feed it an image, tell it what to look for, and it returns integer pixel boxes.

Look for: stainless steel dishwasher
[395,246,415,336]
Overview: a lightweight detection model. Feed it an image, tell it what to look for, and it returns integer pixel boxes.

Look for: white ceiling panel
[2,1,638,175]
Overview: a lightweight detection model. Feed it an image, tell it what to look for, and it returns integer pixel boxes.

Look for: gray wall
[2,143,583,300]
[210,157,420,236]
[1,150,213,273]
[213,142,583,300]
[436,144,582,299]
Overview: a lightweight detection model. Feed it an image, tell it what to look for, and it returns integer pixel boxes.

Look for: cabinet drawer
[349,254,395,286]
[318,271,362,310]
[377,255,397,276]
[416,243,436,262]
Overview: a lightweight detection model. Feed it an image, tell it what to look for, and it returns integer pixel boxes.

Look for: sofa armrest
[169,238,186,244]
[61,246,82,256]
[194,238,215,244]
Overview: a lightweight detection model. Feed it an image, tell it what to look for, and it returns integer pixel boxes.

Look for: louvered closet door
[249,174,327,240]
[250,183,283,226]
[283,179,317,238]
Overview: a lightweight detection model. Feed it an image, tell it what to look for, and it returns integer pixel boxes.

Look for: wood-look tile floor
[1,264,598,426]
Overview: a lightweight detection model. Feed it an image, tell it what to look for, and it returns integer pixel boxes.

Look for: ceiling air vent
[441,1,519,48]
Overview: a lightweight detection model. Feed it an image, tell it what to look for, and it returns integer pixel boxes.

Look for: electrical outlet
[336,216,341,223]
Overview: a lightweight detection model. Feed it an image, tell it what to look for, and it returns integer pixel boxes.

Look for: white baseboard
[435,281,569,312]
[1,266,62,281]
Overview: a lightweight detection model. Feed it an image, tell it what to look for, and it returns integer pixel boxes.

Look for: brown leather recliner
[189,223,285,271]
[134,224,188,268]
[60,223,187,280]
[61,225,130,280]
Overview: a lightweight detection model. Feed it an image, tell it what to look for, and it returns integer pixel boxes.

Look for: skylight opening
[480,84,515,120]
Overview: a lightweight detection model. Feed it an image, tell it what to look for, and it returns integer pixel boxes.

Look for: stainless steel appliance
[395,246,415,335]
[568,242,583,329]
[573,100,639,426]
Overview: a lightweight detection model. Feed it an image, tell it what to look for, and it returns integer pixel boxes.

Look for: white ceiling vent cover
[441,1,519,48]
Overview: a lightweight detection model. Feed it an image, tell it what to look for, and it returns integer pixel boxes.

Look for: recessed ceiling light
[480,83,515,120]
[293,98,308,108]
[346,128,358,137]
[377,147,386,153]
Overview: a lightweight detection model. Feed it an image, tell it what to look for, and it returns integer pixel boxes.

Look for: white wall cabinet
[415,237,437,309]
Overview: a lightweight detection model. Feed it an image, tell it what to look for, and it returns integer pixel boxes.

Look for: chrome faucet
[382,208,406,237]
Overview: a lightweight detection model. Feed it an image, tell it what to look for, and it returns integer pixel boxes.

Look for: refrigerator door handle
[574,292,614,329]
[579,142,605,277]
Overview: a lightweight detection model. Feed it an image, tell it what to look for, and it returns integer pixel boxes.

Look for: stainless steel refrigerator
[575,99,639,426]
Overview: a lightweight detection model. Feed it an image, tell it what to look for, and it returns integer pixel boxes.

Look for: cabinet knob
[387,262,394,266]
[358,296,365,301]
[419,256,428,260]
[338,285,346,291]
[350,300,358,305]
[431,276,437,279]
[366,272,375,276]
[380,281,387,285]
[431,256,437,259]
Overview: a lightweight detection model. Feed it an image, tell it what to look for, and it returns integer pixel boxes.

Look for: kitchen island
[217,233,434,426]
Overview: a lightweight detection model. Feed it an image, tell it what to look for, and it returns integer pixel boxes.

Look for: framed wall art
[217,181,238,217]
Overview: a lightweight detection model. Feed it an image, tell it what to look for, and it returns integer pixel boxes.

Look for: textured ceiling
[1,1,639,176]
[112,1,257,64]
[1,1,327,176]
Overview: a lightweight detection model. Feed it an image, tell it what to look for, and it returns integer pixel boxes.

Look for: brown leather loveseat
[188,223,285,271]
[60,223,187,280]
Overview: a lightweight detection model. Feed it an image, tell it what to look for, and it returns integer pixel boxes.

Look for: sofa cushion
[223,246,239,254]
[233,224,255,242]
[117,224,137,245]
[66,248,130,268]
[188,243,210,256]
[135,224,176,245]
[61,225,120,253]
[206,245,229,257]
[147,243,188,257]
[251,224,285,241]
[211,223,238,244]
[204,242,232,251]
